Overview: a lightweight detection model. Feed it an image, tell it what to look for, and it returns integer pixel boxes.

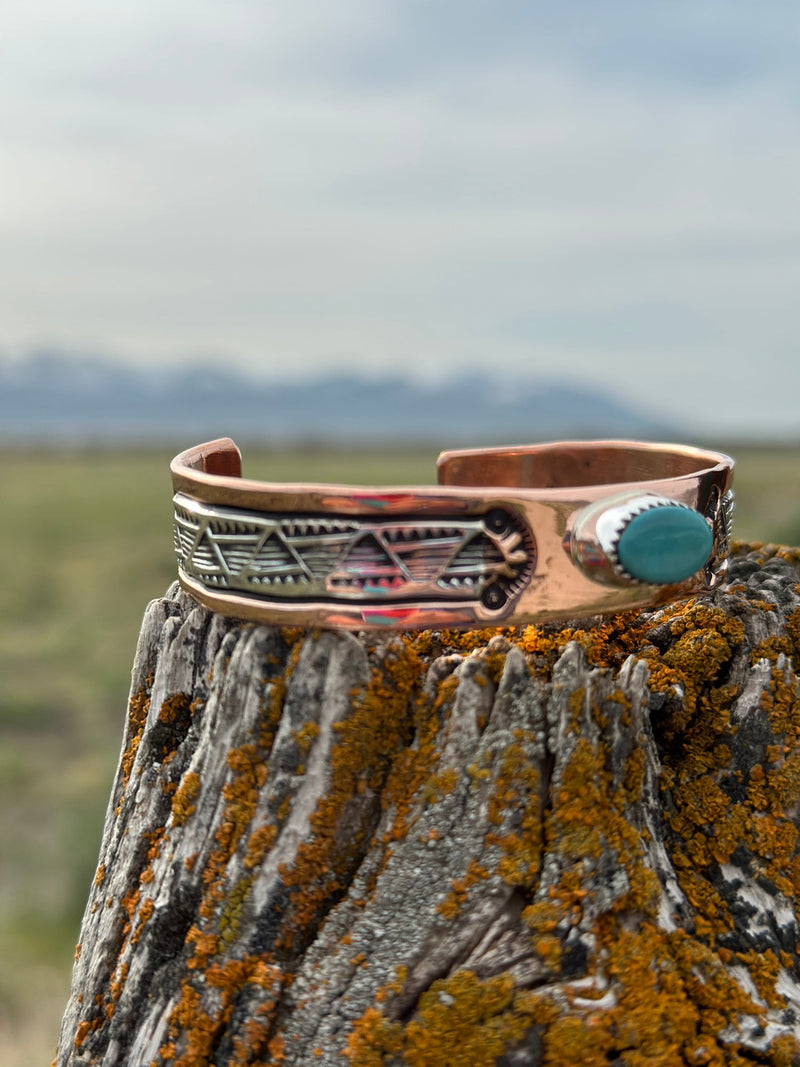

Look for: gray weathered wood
[57,544,800,1066]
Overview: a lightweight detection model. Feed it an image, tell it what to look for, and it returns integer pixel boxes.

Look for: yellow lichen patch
[275,640,421,946]
[279,626,306,648]
[709,804,752,867]
[380,667,457,847]
[109,960,128,1007]
[403,971,533,1067]
[193,742,267,927]
[533,934,562,971]
[485,732,542,886]
[219,877,252,944]
[549,736,608,861]
[434,628,505,654]
[267,1033,287,1062]
[346,970,548,1067]
[756,818,800,898]
[653,624,800,945]
[662,611,742,700]
[421,766,460,805]
[546,714,666,922]
[770,1034,800,1067]
[515,620,616,668]
[622,742,647,802]
[751,636,795,665]
[344,1003,404,1065]
[160,644,305,1059]
[522,898,562,935]
[672,864,733,938]
[171,771,201,827]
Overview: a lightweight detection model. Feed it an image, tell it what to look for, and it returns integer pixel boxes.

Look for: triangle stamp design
[173,494,536,608]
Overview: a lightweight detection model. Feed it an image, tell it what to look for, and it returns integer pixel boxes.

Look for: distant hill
[0,352,676,445]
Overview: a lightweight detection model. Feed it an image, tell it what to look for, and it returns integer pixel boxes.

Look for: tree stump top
[57,542,800,1066]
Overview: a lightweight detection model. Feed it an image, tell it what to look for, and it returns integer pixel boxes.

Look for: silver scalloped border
[596,494,711,586]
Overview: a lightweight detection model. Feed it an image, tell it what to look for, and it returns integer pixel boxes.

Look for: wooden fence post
[56,543,800,1066]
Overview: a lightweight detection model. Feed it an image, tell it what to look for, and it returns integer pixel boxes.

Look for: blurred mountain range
[0,352,675,445]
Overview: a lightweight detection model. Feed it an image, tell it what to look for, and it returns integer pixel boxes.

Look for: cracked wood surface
[56,544,800,1066]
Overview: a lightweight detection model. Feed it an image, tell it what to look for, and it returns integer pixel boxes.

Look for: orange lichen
[274,639,421,947]
[73,1016,103,1049]
[244,822,278,870]
[267,1033,287,1061]
[185,927,219,970]
[438,859,490,920]
[786,607,800,659]
[119,886,141,941]
[344,569,800,1062]
[347,970,548,1067]
[159,637,301,1061]
[347,926,769,1066]
[158,692,192,724]
[188,742,266,932]
[770,1034,800,1067]
[377,663,461,861]
[171,771,201,827]
[487,747,543,886]
[87,546,800,1063]
[293,720,320,757]
[118,679,152,796]
[162,956,282,1066]
[421,766,460,805]
[131,898,155,946]
[735,948,784,1009]
[98,961,130,1023]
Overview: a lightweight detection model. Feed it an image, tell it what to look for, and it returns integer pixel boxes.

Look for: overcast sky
[1,1,799,435]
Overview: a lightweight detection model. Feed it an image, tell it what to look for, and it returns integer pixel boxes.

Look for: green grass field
[1,442,799,1064]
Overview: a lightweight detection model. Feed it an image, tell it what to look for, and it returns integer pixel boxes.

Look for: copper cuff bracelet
[170,438,734,631]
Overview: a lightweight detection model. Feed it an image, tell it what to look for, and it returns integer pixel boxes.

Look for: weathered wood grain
[56,544,800,1066]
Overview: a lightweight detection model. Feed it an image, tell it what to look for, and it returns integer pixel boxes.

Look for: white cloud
[0,0,799,434]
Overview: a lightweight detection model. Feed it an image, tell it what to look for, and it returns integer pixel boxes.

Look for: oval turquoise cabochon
[617,505,713,584]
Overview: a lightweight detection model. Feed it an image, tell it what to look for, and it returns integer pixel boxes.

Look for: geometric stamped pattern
[719,488,735,557]
[703,486,735,587]
[174,493,536,610]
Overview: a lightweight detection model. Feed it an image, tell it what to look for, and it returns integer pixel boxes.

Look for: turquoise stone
[617,505,713,584]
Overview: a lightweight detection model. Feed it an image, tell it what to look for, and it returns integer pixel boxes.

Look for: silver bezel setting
[568,491,715,589]
[596,494,702,585]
